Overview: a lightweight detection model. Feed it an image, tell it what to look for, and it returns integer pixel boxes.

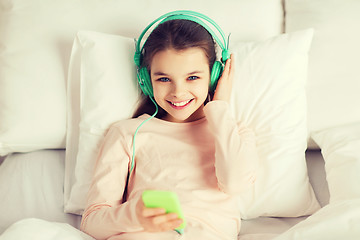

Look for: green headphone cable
[129,96,159,175]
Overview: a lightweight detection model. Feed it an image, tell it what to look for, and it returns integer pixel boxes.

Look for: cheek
[152,83,167,103]
[194,81,210,100]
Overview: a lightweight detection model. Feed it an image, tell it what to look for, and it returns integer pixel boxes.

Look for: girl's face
[150,47,210,123]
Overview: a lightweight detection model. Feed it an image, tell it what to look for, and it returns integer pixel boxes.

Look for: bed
[1,0,359,239]
[0,149,327,239]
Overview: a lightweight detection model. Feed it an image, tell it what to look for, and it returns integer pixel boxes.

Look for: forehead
[150,48,209,74]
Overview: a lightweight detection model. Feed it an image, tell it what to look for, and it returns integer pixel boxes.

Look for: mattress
[0,149,328,237]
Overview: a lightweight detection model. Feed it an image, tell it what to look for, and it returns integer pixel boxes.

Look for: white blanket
[1,199,359,240]
[0,219,94,240]
[240,199,360,240]
[273,199,360,240]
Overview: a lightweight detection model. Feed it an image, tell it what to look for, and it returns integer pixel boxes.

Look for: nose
[171,81,186,98]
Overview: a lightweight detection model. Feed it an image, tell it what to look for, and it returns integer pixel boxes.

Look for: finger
[152,212,179,225]
[219,55,232,82]
[158,218,183,232]
[228,54,235,79]
[221,58,231,80]
[142,207,166,217]
[225,54,235,77]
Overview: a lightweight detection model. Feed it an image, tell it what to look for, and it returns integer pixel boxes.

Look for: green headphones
[134,10,230,96]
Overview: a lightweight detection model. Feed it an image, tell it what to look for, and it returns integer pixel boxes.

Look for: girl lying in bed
[80,11,259,240]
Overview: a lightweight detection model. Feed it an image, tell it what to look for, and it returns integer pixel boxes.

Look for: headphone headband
[134,10,230,67]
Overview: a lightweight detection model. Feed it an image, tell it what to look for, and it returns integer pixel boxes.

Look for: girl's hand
[135,196,183,232]
[212,54,235,103]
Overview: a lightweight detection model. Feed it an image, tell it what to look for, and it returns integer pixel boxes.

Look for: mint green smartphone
[142,190,186,234]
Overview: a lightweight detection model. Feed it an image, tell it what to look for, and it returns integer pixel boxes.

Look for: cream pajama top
[81,101,259,240]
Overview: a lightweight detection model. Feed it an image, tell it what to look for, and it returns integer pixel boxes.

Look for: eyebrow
[153,70,204,76]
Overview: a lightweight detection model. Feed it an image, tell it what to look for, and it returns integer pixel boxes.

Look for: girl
[80,13,258,240]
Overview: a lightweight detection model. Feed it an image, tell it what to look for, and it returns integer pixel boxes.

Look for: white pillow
[65,32,139,214]
[231,29,320,218]
[65,29,320,218]
[0,0,283,156]
[311,122,360,204]
[285,0,360,141]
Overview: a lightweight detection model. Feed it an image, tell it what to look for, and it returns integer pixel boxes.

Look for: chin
[167,109,204,123]
[167,114,191,123]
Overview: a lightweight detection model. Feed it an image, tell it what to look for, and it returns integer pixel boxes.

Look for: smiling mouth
[168,99,193,108]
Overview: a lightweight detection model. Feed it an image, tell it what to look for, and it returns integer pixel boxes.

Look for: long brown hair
[132,19,217,118]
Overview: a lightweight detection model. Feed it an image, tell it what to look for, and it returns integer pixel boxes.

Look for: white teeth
[171,99,191,107]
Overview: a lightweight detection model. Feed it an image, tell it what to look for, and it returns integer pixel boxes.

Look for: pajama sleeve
[80,126,144,240]
[203,100,259,195]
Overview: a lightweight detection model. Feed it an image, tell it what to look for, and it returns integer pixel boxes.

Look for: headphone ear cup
[138,67,154,97]
[210,61,224,92]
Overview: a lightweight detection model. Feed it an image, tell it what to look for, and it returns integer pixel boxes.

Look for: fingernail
[169,213,178,218]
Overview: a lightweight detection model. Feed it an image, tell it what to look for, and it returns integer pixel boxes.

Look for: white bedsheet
[1,149,351,240]
[239,199,360,240]
[274,198,360,239]
[0,150,81,234]
[1,199,359,240]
